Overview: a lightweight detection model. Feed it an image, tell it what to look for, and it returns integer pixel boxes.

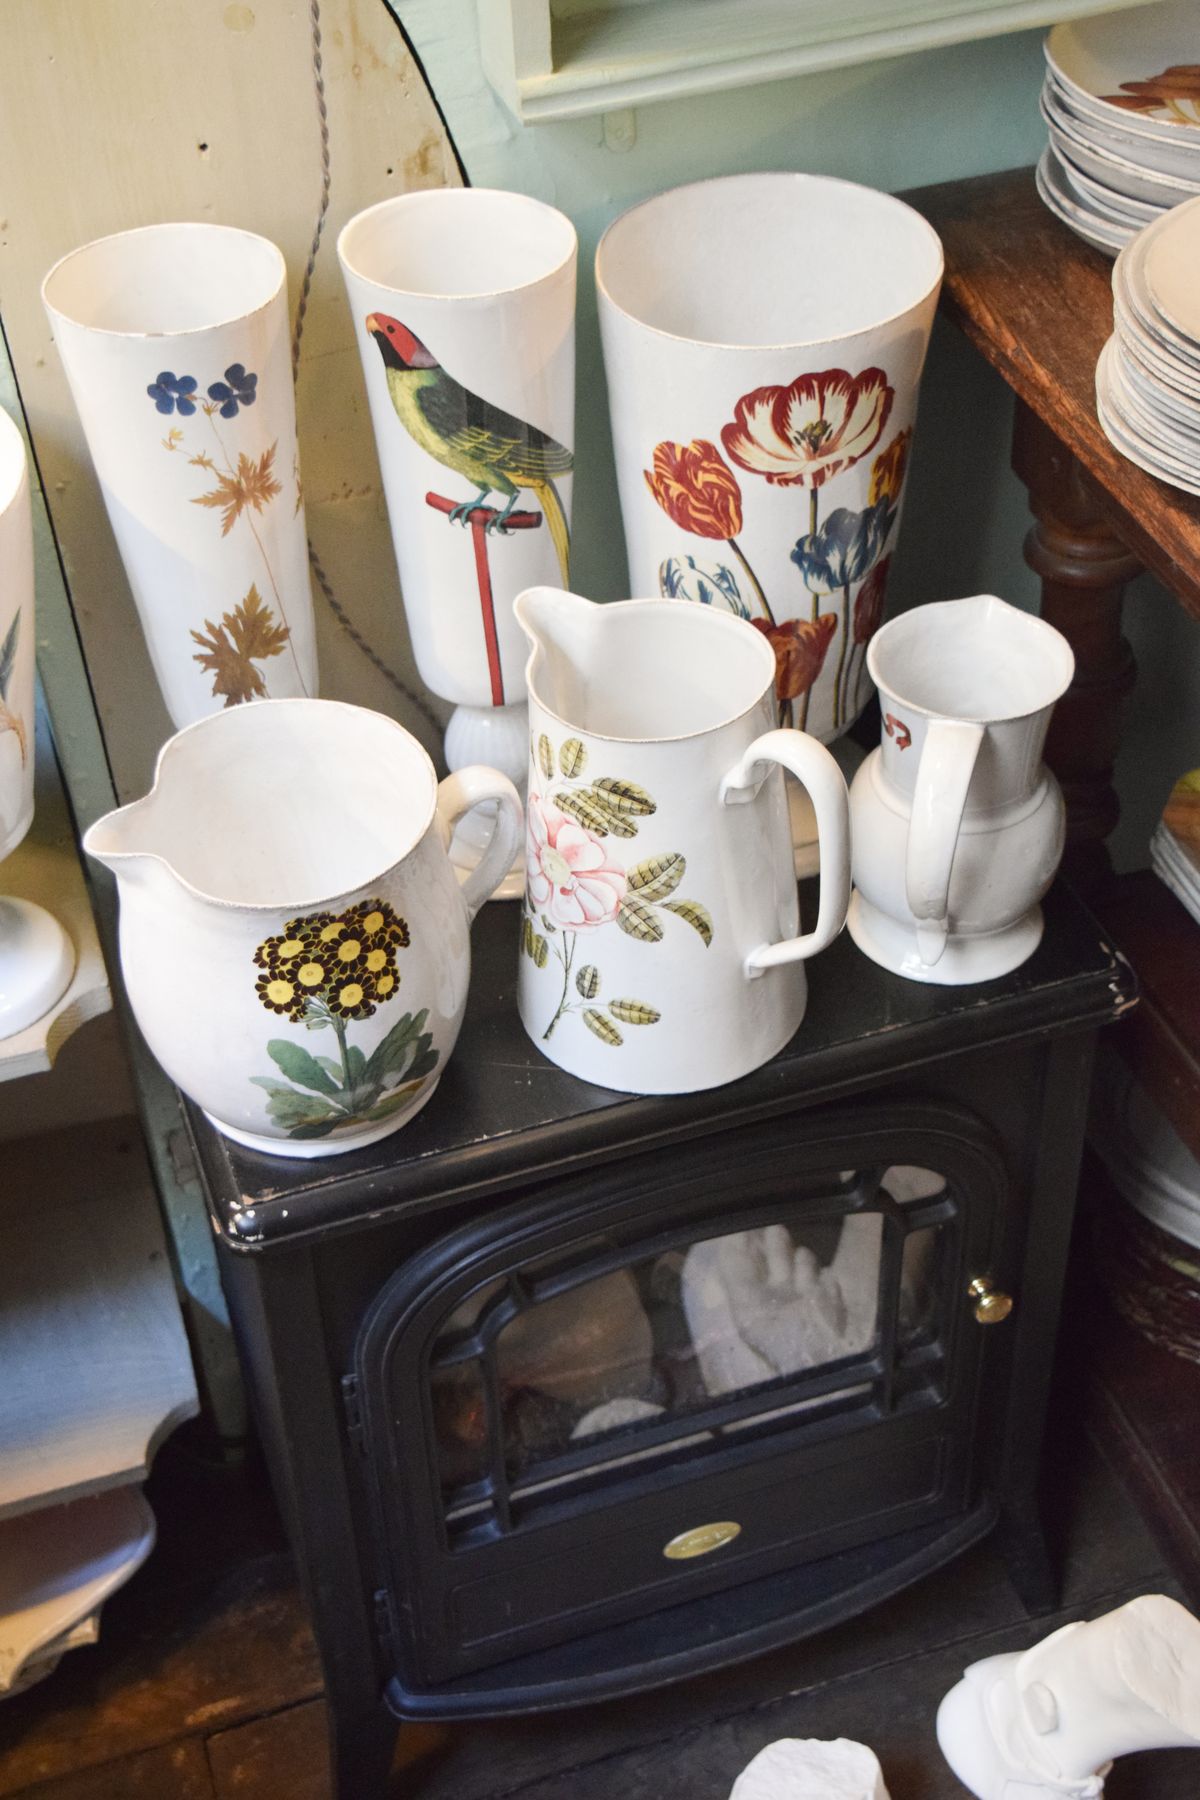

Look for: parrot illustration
[365,314,572,584]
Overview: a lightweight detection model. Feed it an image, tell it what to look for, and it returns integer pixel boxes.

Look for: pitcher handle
[435,766,524,922]
[904,719,985,966]
[720,729,850,978]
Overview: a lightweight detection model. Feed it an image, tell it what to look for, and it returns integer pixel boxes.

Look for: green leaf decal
[592,776,656,816]
[559,737,587,778]
[521,917,534,958]
[538,734,554,780]
[531,932,549,968]
[0,610,18,702]
[616,893,664,943]
[540,914,557,933]
[365,1078,428,1120]
[583,1008,623,1045]
[267,1039,341,1096]
[553,789,620,837]
[626,852,685,901]
[576,963,600,999]
[258,1087,340,1130]
[608,999,661,1025]
[362,1008,428,1085]
[662,899,714,947]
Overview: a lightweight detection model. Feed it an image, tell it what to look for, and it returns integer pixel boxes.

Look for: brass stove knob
[968,1276,1014,1325]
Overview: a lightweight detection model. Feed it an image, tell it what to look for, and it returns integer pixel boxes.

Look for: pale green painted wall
[399,5,1199,870]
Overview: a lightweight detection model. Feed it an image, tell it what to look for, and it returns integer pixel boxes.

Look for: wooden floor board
[0,1370,1186,1800]
[8,1741,213,1800]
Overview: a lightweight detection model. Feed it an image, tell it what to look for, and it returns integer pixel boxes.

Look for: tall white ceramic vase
[0,406,74,1038]
[43,223,318,729]
[597,174,942,868]
[338,189,576,890]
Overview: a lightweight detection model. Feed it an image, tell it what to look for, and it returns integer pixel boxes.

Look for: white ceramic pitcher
[514,589,850,1094]
[84,699,521,1157]
[847,595,1074,985]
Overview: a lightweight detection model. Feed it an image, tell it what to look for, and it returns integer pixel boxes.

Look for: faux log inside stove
[190,882,1134,1800]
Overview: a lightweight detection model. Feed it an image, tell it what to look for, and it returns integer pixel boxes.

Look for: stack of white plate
[1151,767,1200,926]
[1038,1,1200,256]
[1096,194,1200,494]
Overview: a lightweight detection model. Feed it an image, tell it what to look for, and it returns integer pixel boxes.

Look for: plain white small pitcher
[514,589,851,1094]
[84,699,521,1157]
[848,595,1075,985]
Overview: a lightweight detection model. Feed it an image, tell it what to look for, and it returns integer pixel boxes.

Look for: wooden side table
[908,164,1200,1605]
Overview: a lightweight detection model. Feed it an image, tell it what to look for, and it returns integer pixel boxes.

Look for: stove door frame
[355,1100,1009,1691]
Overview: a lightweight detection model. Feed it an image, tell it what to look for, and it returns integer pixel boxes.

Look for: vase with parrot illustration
[83,698,523,1158]
[514,587,851,1095]
[42,223,318,730]
[596,173,942,873]
[338,189,577,880]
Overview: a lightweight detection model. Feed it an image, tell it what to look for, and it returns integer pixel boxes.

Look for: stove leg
[326,1698,398,1800]
[996,1502,1059,1618]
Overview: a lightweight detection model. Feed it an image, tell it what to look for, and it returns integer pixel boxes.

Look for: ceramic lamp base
[847,892,1044,986]
[207,1076,440,1160]
[0,896,75,1040]
[790,737,865,880]
[445,701,527,903]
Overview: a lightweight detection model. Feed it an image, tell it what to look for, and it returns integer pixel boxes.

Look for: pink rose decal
[526,795,627,931]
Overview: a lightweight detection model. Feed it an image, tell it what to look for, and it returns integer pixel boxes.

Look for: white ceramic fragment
[729,1737,891,1799]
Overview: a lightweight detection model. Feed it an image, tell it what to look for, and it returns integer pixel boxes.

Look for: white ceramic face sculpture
[937,1593,1200,1799]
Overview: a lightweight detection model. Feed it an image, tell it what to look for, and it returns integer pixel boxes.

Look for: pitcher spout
[513,586,601,715]
[83,796,173,886]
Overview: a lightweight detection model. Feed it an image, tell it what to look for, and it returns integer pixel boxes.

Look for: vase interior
[598,174,943,347]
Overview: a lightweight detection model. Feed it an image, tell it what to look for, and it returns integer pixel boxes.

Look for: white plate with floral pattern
[1047,3,1200,144]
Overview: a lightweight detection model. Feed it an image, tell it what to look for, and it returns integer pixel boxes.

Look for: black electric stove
[189,881,1133,1800]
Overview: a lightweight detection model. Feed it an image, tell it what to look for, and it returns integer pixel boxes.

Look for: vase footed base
[206,1074,441,1160]
[445,701,527,904]
[0,897,76,1040]
[847,892,1044,986]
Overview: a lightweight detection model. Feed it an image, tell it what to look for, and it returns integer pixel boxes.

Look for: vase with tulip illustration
[43,223,317,730]
[597,173,943,751]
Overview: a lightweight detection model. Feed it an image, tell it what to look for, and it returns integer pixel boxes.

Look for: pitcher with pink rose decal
[514,588,851,1094]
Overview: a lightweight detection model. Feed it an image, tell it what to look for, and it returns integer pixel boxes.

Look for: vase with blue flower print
[43,223,317,729]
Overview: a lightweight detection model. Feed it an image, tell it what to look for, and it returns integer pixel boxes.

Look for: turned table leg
[1012,404,1141,887]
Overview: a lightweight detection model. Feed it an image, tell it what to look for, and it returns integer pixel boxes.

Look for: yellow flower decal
[253,898,408,1023]
[249,897,437,1143]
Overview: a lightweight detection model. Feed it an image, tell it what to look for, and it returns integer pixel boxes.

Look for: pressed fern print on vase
[43,223,317,728]
[515,589,850,1096]
[84,698,522,1158]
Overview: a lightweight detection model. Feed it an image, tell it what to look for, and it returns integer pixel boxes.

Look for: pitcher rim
[42,222,287,340]
[85,698,440,914]
[865,595,1075,725]
[517,594,778,745]
[596,172,944,353]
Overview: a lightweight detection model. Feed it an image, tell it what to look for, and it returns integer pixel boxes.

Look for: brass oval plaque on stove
[662,1520,742,1560]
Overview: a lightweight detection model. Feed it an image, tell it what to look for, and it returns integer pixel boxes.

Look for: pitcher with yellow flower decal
[84,698,521,1156]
